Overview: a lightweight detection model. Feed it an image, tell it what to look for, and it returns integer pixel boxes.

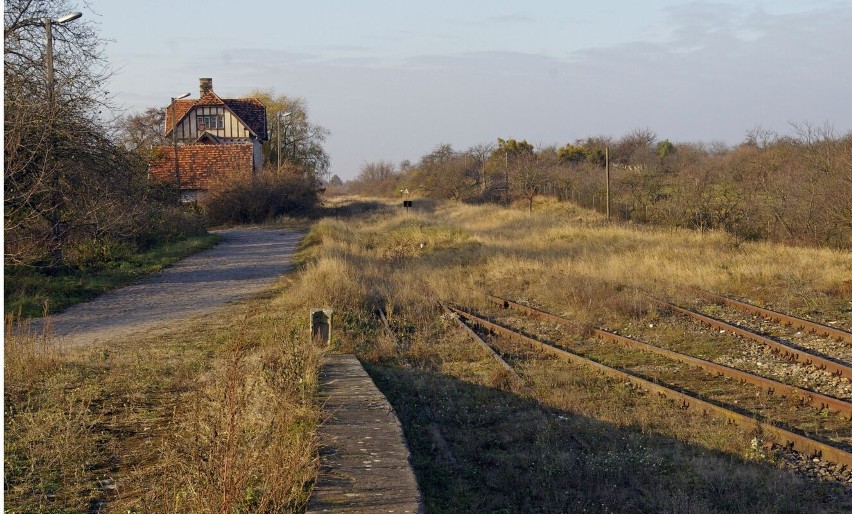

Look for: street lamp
[45,12,82,104]
[44,11,81,267]
[278,111,292,171]
[171,92,191,201]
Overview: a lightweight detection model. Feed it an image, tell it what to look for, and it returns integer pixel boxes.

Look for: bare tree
[612,128,657,166]
[510,152,553,212]
[414,144,481,201]
[116,107,167,161]
[4,0,180,267]
[247,90,331,181]
[466,143,495,191]
[358,160,396,183]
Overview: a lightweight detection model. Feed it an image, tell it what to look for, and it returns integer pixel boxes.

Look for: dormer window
[197,114,224,130]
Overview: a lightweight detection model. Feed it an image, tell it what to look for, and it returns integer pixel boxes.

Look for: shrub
[203,173,320,226]
[134,204,208,250]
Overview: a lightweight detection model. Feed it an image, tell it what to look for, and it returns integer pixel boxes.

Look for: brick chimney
[199,77,213,96]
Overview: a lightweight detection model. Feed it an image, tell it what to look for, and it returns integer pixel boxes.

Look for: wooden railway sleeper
[447,303,852,466]
[483,293,852,419]
[645,295,852,379]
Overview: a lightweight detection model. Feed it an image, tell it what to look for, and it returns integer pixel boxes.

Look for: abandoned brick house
[149,78,268,202]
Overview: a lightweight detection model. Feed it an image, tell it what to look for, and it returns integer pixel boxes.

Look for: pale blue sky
[89,0,852,179]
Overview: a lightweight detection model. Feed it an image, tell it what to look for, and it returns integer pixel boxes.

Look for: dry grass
[294,195,852,512]
[4,314,102,511]
[4,274,323,513]
[6,195,850,512]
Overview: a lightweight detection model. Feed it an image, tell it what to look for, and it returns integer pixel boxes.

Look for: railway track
[485,293,852,419]
[439,304,530,391]
[694,289,852,345]
[644,294,852,379]
[442,300,852,472]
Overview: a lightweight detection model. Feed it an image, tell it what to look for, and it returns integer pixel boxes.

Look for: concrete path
[36,228,302,346]
[308,354,423,514]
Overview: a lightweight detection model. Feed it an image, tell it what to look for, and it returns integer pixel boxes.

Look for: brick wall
[149,143,254,190]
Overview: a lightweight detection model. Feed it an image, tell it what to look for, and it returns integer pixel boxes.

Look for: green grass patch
[4,234,222,317]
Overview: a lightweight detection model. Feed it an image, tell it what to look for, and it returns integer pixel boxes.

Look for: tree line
[344,126,852,248]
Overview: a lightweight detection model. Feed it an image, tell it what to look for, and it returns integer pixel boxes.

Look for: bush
[134,204,208,250]
[203,173,320,225]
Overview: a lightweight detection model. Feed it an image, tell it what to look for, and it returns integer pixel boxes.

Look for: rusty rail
[644,296,852,379]
[696,289,852,345]
[440,302,533,395]
[446,303,852,469]
[483,294,852,419]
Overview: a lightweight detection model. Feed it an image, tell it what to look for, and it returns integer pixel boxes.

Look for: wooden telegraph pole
[605,146,611,220]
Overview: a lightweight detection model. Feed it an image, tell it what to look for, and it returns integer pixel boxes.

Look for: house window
[197,114,224,130]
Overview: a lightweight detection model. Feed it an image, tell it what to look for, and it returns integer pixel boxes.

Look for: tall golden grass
[5,195,849,511]
[299,195,852,511]
[311,196,850,333]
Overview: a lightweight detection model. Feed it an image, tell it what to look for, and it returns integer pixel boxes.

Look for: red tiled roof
[196,91,225,106]
[224,98,268,141]
[149,143,254,190]
[164,99,196,133]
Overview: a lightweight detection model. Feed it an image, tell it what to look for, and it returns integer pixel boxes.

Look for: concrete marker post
[310,308,333,345]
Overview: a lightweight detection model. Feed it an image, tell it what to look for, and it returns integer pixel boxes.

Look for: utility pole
[172,98,179,197]
[277,112,281,171]
[171,92,190,203]
[605,146,611,220]
[278,111,292,172]
[45,12,83,104]
[44,12,82,268]
[45,19,54,104]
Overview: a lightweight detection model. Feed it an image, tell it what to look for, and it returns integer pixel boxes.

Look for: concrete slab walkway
[308,354,423,513]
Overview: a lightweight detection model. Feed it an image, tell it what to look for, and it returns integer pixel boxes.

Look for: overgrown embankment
[6,196,850,512]
[346,130,852,248]
[295,196,852,512]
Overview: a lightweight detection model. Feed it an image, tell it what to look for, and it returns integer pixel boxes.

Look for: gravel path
[37,228,303,347]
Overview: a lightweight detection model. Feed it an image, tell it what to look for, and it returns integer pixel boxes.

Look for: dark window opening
[197,114,224,130]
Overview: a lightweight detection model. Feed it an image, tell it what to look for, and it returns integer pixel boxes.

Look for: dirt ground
[36,228,303,347]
